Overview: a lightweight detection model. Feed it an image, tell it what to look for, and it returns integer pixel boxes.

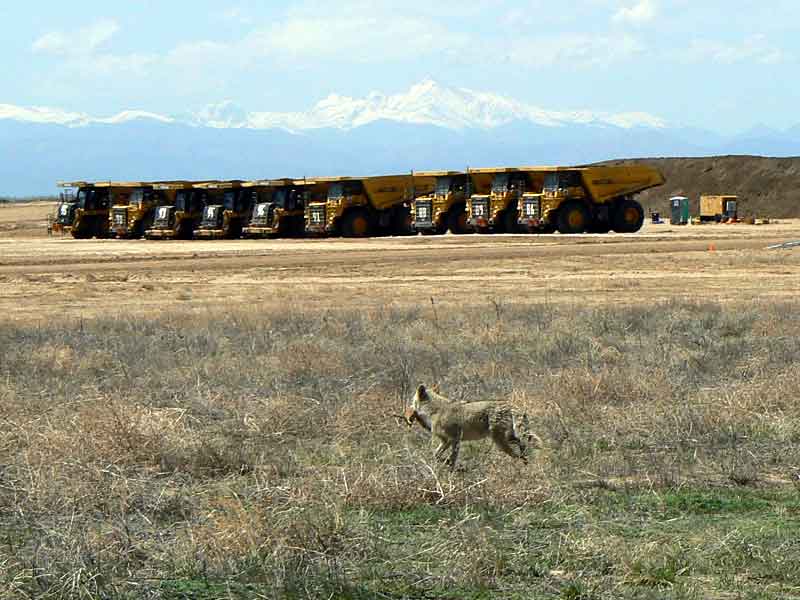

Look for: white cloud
[221,7,254,25]
[87,53,158,76]
[32,18,157,78]
[248,15,468,63]
[32,18,120,56]
[508,33,645,68]
[677,35,790,65]
[613,0,658,25]
[159,11,469,74]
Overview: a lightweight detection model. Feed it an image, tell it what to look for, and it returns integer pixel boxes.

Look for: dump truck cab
[54,181,136,239]
[526,165,666,234]
[305,174,435,238]
[467,168,541,233]
[700,195,738,222]
[52,181,89,235]
[243,179,321,238]
[194,181,250,239]
[144,181,209,239]
[109,183,160,239]
[411,171,488,235]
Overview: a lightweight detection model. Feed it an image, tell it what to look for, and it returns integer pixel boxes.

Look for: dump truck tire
[177,221,194,240]
[587,220,611,234]
[502,210,520,234]
[342,209,372,238]
[538,221,556,234]
[612,199,644,233]
[393,209,415,236]
[447,208,471,234]
[557,201,590,234]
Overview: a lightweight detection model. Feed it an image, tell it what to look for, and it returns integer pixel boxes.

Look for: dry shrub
[1,298,800,597]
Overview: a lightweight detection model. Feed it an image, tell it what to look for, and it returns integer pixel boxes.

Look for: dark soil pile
[601,156,800,218]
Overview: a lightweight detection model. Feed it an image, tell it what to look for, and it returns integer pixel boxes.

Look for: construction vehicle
[700,195,738,222]
[242,179,323,238]
[53,181,139,239]
[468,168,545,233]
[517,165,666,234]
[411,171,493,235]
[145,182,209,239]
[193,181,252,239]
[52,182,89,236]
[304,174,435,237]
[109,183,168,238]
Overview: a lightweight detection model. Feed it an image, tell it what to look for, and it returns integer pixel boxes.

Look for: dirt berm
[601,156,800,218]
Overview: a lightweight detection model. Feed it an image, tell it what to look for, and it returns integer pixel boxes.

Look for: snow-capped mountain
[1,80,667,132]
[0,104,174,128]
[0,80,796,196]
[240,79,668,131]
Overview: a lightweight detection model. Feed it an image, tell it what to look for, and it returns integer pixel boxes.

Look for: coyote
[404,384,535,469]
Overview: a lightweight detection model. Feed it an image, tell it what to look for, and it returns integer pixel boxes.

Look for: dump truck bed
[339,174,435,210]
[467,167,552,195]
[358,175,413,211]
[577,166,665,203]
[193,180,246,190]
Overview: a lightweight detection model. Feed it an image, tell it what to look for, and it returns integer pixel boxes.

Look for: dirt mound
[602,156,800,218]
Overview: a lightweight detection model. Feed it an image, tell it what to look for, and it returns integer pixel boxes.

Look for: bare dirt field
[2,202,799,324]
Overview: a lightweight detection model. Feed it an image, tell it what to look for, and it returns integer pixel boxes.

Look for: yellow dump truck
[305,174,435,237]
[109,183,168,239]
[193,181,252,239]
[52,181,90,235]
[411,171,493,235]
[518,165,666,234]
[467,168,546,233]
[144,181,208,239]
[53,181,139,239]
[242,179,325,238]
[700,195,738,222]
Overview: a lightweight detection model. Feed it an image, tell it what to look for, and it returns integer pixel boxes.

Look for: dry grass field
[2,202,800,599]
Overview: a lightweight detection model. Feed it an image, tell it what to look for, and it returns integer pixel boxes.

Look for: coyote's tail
[514,412,541,452]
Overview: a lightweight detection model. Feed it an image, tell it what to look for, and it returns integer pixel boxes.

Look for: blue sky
[4,0,797,133]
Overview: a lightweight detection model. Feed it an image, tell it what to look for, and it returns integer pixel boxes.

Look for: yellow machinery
[52,181,91,235]
[53,181,140,239]
[193,181,251,239]
[305,174,436,237]
[467,168,546,233]
[109,182,180,239]
[517,165,666,234]
[145,181,216,239]
[700,195,738,222]
[410,171,493,235]
[242,179,326,238]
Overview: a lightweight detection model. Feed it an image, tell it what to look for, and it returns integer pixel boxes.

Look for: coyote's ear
[416,384,428,399]
[431,383,440,394]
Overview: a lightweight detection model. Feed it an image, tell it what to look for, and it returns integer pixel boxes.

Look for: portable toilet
[670,196,689,225]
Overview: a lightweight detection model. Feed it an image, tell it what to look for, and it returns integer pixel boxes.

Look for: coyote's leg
[447,428,463,470]
[433,438,452,462]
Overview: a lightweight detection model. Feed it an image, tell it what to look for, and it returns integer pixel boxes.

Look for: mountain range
[1,80,797,196]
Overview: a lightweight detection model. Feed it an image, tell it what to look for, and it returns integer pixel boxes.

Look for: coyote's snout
[405,384,536,469]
